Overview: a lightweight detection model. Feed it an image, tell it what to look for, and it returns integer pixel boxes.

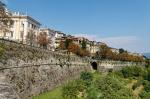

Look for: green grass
[32,87,63,99]
[32,72,102,99]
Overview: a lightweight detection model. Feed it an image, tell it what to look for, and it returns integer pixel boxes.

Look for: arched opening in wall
[91,62,97,70]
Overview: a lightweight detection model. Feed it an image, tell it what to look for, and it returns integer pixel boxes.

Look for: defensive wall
[0,39,145,99]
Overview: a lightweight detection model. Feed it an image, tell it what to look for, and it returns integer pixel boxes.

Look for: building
[54,31,66,48]
[0,11,41,44]
[110,47,119,53]
[55,31,66,38]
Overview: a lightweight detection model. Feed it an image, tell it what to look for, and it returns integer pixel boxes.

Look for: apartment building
[54,31,66,48]
[0,11,41,44]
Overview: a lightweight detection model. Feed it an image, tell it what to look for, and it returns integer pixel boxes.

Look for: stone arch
[91,62,98,70]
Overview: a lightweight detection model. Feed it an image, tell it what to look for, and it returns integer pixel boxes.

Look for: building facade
[0,11,41,44]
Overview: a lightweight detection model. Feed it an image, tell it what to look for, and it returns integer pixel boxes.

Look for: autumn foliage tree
[59,41,65,50]
[96,44,111,59]
[59,39,90,57]
[68,42,90,57]
[37,32,49,49]
[95,45,144,62]
[68,43,80,54]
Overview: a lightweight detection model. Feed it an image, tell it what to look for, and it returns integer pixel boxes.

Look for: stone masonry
[0,39,145,99]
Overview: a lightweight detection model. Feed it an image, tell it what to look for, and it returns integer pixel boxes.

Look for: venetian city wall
[0,39,145,99]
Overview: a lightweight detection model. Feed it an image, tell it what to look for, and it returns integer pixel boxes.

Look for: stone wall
[0,39,145,99]
[0,39,91,99]
[96,60,145,71]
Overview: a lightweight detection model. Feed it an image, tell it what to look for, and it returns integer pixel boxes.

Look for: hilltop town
[1,1,150,99]
[0,2,144,61]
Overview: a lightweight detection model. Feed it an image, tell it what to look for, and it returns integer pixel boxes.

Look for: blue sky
[2,0,150,53]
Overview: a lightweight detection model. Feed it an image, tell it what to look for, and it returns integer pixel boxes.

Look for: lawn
[32,87,63,99]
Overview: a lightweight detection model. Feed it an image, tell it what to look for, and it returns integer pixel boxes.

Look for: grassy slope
[32,72,102,99]
[32,72,146,99]
[32,87,63,99]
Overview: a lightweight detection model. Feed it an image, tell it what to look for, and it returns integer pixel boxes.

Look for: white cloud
[100,36,139,47]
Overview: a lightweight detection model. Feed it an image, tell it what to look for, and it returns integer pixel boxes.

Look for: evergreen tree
[81,39,87,50]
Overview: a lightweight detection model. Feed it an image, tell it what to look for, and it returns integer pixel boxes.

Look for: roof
[11,15,41,25]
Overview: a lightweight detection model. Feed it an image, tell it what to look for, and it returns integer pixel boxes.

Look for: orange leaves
[68,43,80,54]
[37,32,49,48]
[96,45,144,62]
[59,41,65,50]
[68,43,90,57]
[59,39,90,57]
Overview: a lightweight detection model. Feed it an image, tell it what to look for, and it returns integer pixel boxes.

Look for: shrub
[86,85,102,99]
[62,79,85,99]
[140,91,150,99]
[0,43,5,57]
[147,68,150,81]
[80,72,93,81]
[95,75,135,99]
[121,66,144,78]
[132,80,143,90]
[80,72,93,87]
[143,81,150,92]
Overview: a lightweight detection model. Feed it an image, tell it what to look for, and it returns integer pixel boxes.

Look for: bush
[86,85,102,99]
[143,81,150,92]
[132,80,143,90]
[0,43,5,57]
[80,72,93,87]
[80,72,93,81]
[121,66,144,78]
[140,91,150,99]
[146,68,150,81]
[95,75,135,99]
[62,79,85,99]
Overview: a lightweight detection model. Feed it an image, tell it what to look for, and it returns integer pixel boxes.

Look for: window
[11,32,13,37]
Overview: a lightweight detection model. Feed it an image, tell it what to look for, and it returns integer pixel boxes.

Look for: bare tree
[37,32,49,49]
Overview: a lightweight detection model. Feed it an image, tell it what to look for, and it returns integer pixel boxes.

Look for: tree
[37,32,49,49]
[68,43,80,54]
[59,41,65,50]
[97,44,110,59]
[0,1,12,34]
[81,39,87,50]
[119,48,125,54]
[26,29,36,46]
[65,39,72,49]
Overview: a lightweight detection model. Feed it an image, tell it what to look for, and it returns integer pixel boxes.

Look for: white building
[0,11,41,44]
[54,31,66,48]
